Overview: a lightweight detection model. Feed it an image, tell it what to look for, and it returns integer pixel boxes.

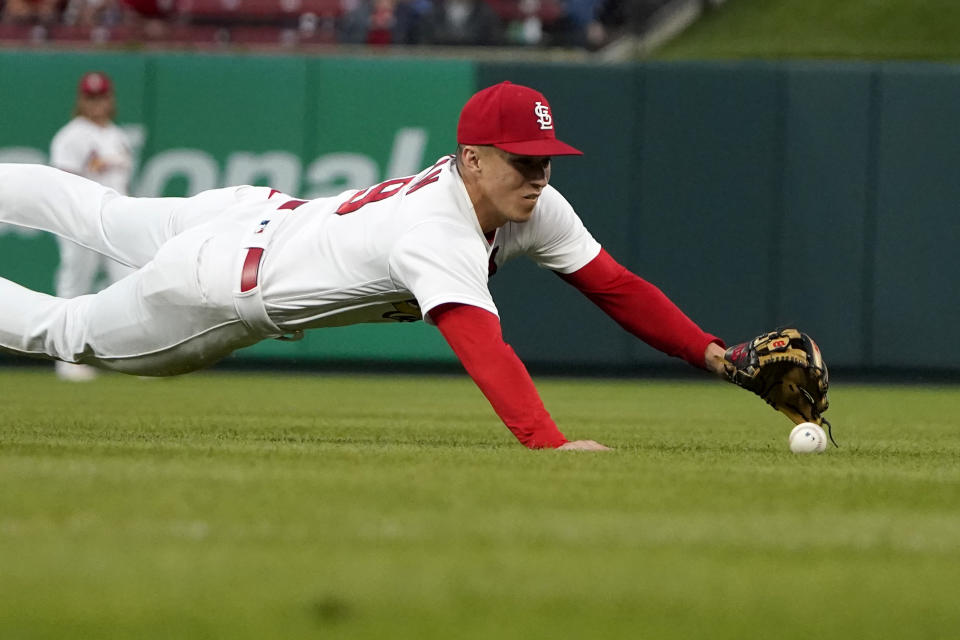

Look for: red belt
[239,198,307,292]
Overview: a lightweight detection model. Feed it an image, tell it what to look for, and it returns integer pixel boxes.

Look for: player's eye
[513,157,549,172]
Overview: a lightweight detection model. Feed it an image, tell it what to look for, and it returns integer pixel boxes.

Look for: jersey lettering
[335,177,414,215]
[406,167,442,195]
[335,157,453,215]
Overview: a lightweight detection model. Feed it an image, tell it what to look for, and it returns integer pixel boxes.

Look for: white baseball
[788,422,827,454]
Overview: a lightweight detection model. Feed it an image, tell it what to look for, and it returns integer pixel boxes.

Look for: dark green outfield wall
[480,60,960,372]
[1,52,957,372]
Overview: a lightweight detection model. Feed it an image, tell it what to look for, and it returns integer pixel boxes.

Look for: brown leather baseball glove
[723,328,835,445]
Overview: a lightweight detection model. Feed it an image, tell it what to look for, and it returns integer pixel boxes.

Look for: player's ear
[459,145,483,174]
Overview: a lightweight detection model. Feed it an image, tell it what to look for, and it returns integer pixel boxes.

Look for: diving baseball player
[49,71,135,381]
[0,82,829,449]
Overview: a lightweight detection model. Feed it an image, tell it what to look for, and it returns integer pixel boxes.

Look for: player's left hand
[722,327,835,445]
[557,440,611,451]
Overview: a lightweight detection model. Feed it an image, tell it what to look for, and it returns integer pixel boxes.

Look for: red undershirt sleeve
[558,249,724,368]
[429,303,568,449]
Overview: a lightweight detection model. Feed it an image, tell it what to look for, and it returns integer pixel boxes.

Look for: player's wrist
[704,340,728,376]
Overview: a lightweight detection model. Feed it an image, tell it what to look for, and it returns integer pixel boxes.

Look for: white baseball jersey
[259,156,602,331]
[0,157,599,376]
[50,117,132,194]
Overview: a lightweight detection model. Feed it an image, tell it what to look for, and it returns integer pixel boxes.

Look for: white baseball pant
[55,238,135,299]
[0,164,273,375]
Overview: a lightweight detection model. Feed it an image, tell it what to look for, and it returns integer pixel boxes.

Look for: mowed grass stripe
[1,369,959,639]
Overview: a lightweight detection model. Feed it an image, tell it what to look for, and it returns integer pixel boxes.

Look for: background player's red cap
[457,81,583,157]
[78,71,113,96]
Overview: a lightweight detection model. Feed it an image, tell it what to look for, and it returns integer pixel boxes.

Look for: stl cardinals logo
[534,101,553,130]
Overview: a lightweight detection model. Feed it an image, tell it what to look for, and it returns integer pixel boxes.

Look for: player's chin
[514,198,538,219]
[509,209,534,224]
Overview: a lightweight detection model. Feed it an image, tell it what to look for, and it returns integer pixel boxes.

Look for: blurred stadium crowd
[0,0,678,49]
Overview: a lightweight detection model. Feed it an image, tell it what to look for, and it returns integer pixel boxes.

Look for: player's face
[78,93,115,124]
[477,147,551,227]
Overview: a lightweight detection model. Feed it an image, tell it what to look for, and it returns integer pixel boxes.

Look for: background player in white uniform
[48,71,135,381]
[0,82,731,450]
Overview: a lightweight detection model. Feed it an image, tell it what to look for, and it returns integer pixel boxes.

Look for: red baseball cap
[457,81,582,157]
[78,71,113,96]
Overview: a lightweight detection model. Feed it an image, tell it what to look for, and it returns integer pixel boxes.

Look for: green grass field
[655,0,960,60]
[2,368,959,639]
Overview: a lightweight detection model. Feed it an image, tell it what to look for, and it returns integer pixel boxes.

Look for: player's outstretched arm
[430,302,609,450]
[558,249,724,370]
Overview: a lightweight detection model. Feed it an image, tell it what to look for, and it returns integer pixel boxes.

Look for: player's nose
[529,170,548,187]
[533,161,551,186]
